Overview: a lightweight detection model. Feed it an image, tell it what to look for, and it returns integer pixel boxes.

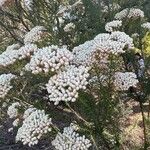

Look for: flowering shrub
[0,0,150,150]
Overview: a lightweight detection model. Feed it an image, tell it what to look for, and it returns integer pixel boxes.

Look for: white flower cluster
[54,1,84,31]
[131,33,139,38]
[57,5,72,18]
[56,6,74,28]
[0,0,7,7]
[52,125,92,150]
[101,2,120,13]
[141,22,150,30]
[6,43,20,52]
[73,40,96,66]
[105,20,122,32]
[0,44,37,67]
[94,40,125,54]
[23,107,36,119]
[0,0,13,8]
[17,44,38,59]
[46,65,89,105]
[73,32,134,66]
[16,109,52,147]
[114,72,139,91]
[0,73,16,98]
[115,8,144,20]
[57,1,81,19]
[22,0,33,10]
[110,31,134,49]
[25,45,73,74]
[64,23,75,32]
[7,102,21,118]
[56,0,84,23]
[94,33,110,42]
[24,26,47,44]
[0,44,20,67]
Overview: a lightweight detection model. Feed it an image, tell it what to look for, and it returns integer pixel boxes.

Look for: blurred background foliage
[0,0,150,51]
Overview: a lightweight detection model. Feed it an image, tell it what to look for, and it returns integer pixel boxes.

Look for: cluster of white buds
[141,22,150,30]
[22,0,33,10]
[0,0,7,7]
[24,26,47,44]
[110,31,134,49]
[131,33,139,38]
[55,1,84,31]
[0,50,19,67]
[94,40,125,54]
[56,0,84,23]
[73,32,134,66]
[115,8,144,20]
[105,20,122,32]
[0,0,14,8]
[64,23,75,32]
[7,102,21,118]
[46,65,89,105]
[16,109,52,147]
[17,44,38,59]
[52,125,92,150]
[6,43,20,52]
[73,40,96,66]
[94,33,110,42]
[57,5,72,18]
[114,72,139,91]
[57,0,83,16]
[0,44,20,67]
[0,73,16,98]
[100,2,120,13]
[93,33,118,55]
[23,107,36,119]
[0,44,37,67]
[25,45,73,74]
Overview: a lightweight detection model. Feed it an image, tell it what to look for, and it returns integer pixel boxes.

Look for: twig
[139,102,148,149]
[52,124,60,132]
[148,99,150,118]
[91,135,99,150]
[65,102,92,127]
[19,80,28,94]
[13,97,31,107]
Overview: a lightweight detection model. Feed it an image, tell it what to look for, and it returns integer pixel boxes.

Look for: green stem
[65,102,92,127]
[148,100,150,118]
[139,102,148,149]
[91,135,99,150]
